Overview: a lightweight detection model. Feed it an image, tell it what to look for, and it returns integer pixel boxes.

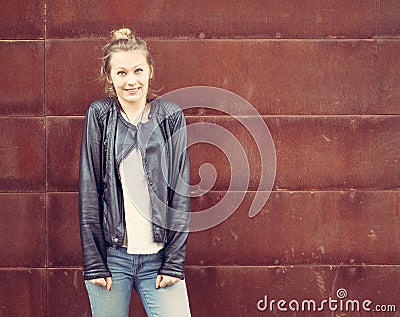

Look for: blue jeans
[85,247,191,317]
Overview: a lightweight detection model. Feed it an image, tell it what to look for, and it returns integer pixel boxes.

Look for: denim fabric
[85,247,191,317]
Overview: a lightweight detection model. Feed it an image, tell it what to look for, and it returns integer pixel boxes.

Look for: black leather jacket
[79,97,191,281]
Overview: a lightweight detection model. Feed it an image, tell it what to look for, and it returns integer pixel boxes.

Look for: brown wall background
[1,1,399,316]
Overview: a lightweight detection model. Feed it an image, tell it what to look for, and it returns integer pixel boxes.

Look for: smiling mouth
[125,87,140,93]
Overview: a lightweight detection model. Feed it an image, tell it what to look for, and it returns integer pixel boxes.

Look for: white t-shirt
[119,108,164,254]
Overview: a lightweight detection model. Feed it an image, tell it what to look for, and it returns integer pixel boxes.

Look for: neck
[118,98,148,124]
[119,96,146,111]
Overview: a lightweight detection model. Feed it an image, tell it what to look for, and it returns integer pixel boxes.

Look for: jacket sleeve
[158,109,191,279]
[79,106,112,280]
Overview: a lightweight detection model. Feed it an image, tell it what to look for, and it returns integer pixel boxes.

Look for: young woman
[79,28,191,317]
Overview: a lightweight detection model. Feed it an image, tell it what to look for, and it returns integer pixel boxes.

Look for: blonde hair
[100,28,154,96]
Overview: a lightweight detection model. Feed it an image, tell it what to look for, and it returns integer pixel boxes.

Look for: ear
[150,66,154,79]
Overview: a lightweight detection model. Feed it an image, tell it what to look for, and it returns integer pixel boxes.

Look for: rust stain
[368,229,377,241]
[314,270,327,298]
[321,134,331,142]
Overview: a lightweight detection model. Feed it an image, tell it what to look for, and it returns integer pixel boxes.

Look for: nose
[127,73,137,85]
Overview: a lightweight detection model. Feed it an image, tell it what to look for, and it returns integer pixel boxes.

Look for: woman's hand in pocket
[88,277,112,291]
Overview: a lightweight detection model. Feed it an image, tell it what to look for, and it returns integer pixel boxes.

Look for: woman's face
[108,50,152,108]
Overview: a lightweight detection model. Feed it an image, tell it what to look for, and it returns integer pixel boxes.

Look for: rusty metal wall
[0,1,399,316]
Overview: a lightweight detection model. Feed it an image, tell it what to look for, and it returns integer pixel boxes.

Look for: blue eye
[117,71,126,76]
[135,68,143,74]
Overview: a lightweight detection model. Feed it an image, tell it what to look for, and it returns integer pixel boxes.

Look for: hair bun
[111,28,133,40]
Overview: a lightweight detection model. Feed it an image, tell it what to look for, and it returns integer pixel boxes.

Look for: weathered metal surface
[0,270,46,317]
[187,191,400,266]
[187,116,400,191]
[46,117,82,191]
[0,194,46,267]
[0,0,44,39]
[1,1,400,316]
[0,118,46,191]
[47,193,82,267]
[151,39,400,115]
[185,265,400,317]
[44,266,400,316]
[0,42,44,115]
[44,39,400,116]
[45,40,104,115]
[45,0,383,39]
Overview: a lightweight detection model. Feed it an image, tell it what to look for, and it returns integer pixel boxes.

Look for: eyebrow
[115,64,144,70]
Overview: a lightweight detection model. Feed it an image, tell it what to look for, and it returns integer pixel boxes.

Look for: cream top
[119,107,164,254]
